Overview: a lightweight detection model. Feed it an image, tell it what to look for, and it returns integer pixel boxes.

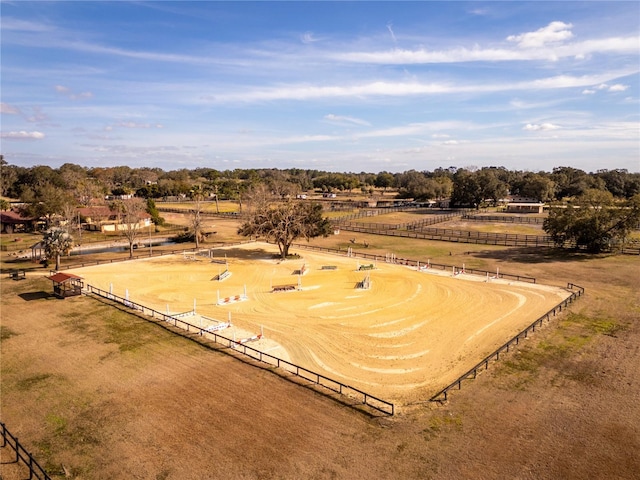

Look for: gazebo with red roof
[46,272,83,298]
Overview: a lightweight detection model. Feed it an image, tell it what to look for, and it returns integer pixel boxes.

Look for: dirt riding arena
[67,242,571,405]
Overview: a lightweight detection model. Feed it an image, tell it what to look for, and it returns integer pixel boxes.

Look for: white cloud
[109,121,163,129]
[523,123,561,131]
[469,8,489,16]
[507,21,573,48]
[331,34,639,64]
[608,84,628,92]
[1,17,54,32]
[387,23,397,43]
[55,85,94,100]
[324,114,370,126]
[301,32,319,44]
[206,70,637,103]
[117,121,151,129]
[432,133,450,139]
[1,130,45,140]
[583,83,629,94]
[0,103,21,114]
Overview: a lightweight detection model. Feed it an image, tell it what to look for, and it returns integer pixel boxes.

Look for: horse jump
[217,285,248,305]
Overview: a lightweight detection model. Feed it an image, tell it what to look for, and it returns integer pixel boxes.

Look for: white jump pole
[125,289,129,300]
[166,304,169,314]
[109,283,113,294]
[193,298,196,314]
[260,325,264,338]
[228,311,232,325]
[217,290,220,304]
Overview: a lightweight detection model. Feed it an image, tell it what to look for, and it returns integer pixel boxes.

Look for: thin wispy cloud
[1,2,637,172]
[1,17,54,32]
[1,103,21,115]
[205,71,636,103]
[324,114,371,126]
[301,32,320,44]
[523,123,561,131]
[387,23,397,43]
[1,131,45,140]
[55,85,93,101]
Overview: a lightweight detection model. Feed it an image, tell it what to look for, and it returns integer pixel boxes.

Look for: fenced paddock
[68,242,577,408]
[336,224,555,248]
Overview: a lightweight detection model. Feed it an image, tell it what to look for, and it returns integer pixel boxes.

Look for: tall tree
[43,227,74,270]
[544,190,640,252]
[517,173,555,202]
[189,185,206,248]
[238,199,332,259]
[374,172,395,193]
[451,169,483,208]
[112,198,147,258]
[19,183,71,228]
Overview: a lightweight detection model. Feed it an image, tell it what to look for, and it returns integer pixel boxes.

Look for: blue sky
[1,1,638,173]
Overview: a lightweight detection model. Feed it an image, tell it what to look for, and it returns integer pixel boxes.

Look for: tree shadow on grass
[473,247,610,264]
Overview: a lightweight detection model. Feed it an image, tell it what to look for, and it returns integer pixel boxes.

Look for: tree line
[2,157,639,256]
[1,159,639,207]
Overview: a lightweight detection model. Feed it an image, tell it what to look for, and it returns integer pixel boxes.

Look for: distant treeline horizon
[1,157,639,206]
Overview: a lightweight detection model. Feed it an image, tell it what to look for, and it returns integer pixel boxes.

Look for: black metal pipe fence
[0,422,51,480]
[156,207,239,218]
[83,284,394,416]
[462,214,546,225]
[291,243,536,283]
[428,283,585,402]
[338,212,462,231]
[332,207,470,224]
[336,224,555,248]
[56,241,254,271]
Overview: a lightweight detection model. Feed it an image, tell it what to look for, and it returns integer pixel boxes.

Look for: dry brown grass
[1,211,639,479]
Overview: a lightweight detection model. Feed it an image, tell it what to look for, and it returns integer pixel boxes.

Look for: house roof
[0,209,37,224]
[507,202,545,207]
[77,206,117,218]
[46,272,82,284]
[76,206,151,220]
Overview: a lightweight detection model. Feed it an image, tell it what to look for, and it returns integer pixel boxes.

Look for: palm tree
[43,227,74,270]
